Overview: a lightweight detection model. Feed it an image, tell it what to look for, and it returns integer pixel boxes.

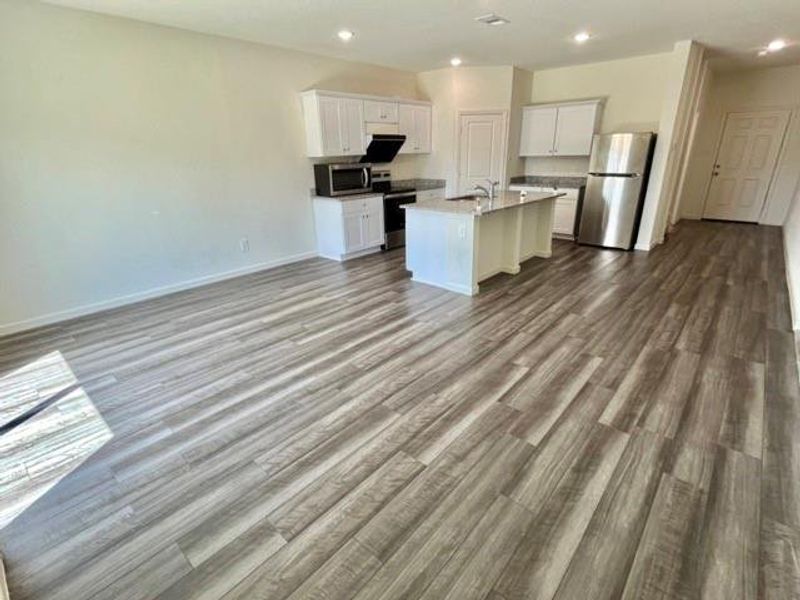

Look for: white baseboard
[410,275,476,296]
[0,251,317,337]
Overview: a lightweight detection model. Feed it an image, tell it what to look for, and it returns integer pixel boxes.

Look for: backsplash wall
[524,156,589,176]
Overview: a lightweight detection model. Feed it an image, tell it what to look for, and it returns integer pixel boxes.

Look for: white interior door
[457,112,507,194]
[703,110,789,222]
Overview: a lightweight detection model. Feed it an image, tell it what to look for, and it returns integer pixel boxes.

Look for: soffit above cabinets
[302,90,431,107]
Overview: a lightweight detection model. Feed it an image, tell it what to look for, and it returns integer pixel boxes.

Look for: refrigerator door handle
[588,172,641,178]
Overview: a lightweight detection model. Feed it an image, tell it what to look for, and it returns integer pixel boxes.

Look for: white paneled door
[703,110,789,222]
[457,112,507,195]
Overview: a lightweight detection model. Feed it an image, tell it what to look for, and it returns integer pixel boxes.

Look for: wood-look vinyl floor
[1,220,799,600]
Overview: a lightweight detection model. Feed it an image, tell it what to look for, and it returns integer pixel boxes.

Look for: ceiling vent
[475,13,510,26]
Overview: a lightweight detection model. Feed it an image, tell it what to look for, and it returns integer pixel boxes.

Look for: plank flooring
[1,220,799,599]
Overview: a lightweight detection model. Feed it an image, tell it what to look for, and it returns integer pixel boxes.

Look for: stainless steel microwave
[314,163,372,197]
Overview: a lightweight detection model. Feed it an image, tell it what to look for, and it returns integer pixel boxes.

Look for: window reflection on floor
[0,352,113,530]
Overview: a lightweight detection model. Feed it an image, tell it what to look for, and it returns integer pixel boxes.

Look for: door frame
[701,106,792,222]
[455,110,509,194]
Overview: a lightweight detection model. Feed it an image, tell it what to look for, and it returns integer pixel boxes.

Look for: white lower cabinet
[553,195,578,237]
[509,185,580,238]
[314,195,385,261]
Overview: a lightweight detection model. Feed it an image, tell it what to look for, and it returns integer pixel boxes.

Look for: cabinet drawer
[364,100,398,123]
[341,195,382,215]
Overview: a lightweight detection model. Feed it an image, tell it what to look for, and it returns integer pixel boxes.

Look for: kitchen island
[403,190,561,295]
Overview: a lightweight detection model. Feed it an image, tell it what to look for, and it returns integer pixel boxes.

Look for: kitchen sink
[445,194,485,201]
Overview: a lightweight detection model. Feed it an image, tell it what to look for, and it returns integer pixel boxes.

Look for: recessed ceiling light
[475,13,510,26]
[337,30,354,42]
[573,31,591,43]
[767,39,787,52]
[450,57,463,67]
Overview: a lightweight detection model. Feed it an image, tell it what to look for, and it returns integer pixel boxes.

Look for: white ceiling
[44,0,800,72]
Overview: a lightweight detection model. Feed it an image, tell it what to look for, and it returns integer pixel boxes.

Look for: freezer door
[589,133,654,175]
[577,173,645,249]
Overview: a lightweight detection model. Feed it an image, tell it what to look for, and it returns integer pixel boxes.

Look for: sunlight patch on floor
[0,352,113,531]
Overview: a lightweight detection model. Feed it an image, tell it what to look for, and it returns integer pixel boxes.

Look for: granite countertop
[509,175,587,189]
[403,190,562,216]
[312,191,383,200]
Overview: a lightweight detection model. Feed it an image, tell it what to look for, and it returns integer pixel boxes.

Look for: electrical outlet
[239,237,250,253]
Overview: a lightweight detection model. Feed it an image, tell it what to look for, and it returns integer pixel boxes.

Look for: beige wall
[507,68,535,181]
[416,66,516,195]
[0,0,423,333]
[680,65,800,225]
[524,51,675,175]
[636,41,705,249]
[530,52,676,132]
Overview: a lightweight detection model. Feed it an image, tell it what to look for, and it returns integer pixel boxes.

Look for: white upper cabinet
[363,100,399,123]
[398,103,432,154]
[519,106,558,157]
[302,90,431,157]
[303,93,365,157]
[554,103,599,156]
[519,100,602,157]
[318,95,344,156]
[414,105,432,153]
[340,97,365,156]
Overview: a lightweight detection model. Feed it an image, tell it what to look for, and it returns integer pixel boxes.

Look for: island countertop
[402,190,563,216]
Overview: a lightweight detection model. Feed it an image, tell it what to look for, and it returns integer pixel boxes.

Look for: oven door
[330,164,371,196]
[383,192,416,249]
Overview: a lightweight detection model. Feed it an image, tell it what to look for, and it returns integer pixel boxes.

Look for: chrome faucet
[474,179,499,201]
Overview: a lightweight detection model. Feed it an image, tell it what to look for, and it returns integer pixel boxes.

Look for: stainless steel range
[373,170,416,250]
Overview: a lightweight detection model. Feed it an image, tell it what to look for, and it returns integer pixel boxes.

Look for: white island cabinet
[404,190,560,295]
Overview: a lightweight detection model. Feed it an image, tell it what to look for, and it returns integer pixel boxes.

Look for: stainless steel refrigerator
[577,133,657,250]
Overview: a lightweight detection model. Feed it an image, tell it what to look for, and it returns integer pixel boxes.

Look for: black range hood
[359,134,406,164]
